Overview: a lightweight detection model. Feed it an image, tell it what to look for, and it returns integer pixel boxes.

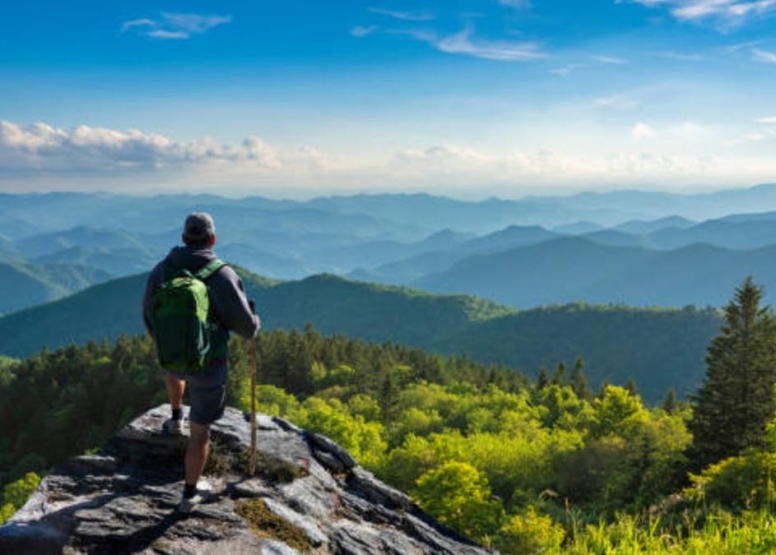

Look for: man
[142,212,260,512]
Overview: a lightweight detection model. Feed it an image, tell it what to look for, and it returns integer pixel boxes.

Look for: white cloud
[5,120,776,196]
[351,25,379,37]
[650,50,705,61]
[632,122,658,138]
[593,55,628,64]
[594,94,640,109]
[725,39,765,52]
[0,121,279,172]
[729,117,776,145]
[121,12,232,39]
[368,7,435,21]
[121,19,156,32]
[752,48,776,62]
[148,30,190,40]
[626,0,776,29]
[160,13,232,34]
[394,145,497,167]
[550,63,587,75]
[433,26,545,61]
[386,143,742,191]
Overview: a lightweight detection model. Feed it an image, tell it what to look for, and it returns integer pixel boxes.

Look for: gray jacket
[142,246,261,343]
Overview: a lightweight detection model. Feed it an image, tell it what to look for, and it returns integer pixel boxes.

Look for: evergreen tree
[687,277,776,470]
[551,361,567,386]
[535,366,549,391]
[571,357,593,401]
[596,379,611,399]
[379,370,401,429]
[662,387,678,415]
[624,377,639,397]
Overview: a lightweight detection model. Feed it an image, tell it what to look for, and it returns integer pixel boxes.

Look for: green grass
[551,509,776,555]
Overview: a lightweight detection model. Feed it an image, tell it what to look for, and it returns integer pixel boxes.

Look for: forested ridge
[4,280,776,553]
[0,268,722,403]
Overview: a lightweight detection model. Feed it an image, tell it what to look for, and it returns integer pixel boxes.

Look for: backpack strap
[163,260,193,281]
[195,259,227,281]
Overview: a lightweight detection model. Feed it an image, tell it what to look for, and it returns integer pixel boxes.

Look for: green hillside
[0,261,111,315]
[432,303,722,402]
[0,269,514,360]
[0,268,725,402]
[249,273,514,346]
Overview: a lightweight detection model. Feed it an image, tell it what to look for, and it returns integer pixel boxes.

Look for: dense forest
[3,279,776,553]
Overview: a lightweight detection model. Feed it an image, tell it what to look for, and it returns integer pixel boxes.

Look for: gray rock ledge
[0,404,496,555]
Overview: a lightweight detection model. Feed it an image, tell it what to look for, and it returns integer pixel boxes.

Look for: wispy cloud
[728,120,776,145]
[725,39,766,52]
[497,0,533,8]
[381,24,546,61]
[121,12,232,40]
[595,94,640,109]
[593,54,628,64]
[368,7,435,21]
[434,26,545,61]
[550,63,588,75]
[550,54,626,72]
[752,47,776,62]
[121,19,156,32]
[626,0,776,30]
[351,25,379,38]
[650,50,706,61]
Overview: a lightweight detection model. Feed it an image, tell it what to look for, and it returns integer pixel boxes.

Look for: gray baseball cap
[182,212,216,245]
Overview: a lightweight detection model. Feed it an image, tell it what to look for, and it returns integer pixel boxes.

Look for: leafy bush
[687,450,776,511]
[497,506,565,555]
[414,461,503,542]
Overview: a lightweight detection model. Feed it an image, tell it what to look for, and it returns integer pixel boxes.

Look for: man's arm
[210,266,261,339]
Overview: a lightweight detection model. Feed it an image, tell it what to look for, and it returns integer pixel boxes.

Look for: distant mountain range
[10,188,776,403]
[4,187,776,315]
[0,268,722,403]
[413,237,776,309]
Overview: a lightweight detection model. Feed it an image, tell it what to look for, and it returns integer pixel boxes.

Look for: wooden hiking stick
[249,301,257,476]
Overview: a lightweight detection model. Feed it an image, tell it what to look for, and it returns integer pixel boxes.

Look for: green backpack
[150,259,226,373]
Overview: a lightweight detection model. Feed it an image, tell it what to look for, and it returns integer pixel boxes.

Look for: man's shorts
[169,365,227,425]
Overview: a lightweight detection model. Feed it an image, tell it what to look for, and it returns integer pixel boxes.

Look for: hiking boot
[162,417,184,435]
[179,480,212,513]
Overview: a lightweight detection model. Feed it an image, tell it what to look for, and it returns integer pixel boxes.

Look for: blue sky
[3,0,776,198]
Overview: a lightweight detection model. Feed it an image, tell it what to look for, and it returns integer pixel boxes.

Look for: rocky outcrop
[0,405,495,554]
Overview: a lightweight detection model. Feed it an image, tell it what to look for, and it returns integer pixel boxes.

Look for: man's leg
[163,374,186,434]
[186,422,210,487]
[166,373,186,409]
[179,366,225,511]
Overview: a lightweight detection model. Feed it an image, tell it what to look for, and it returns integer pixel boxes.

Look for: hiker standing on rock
[142,212,260,512]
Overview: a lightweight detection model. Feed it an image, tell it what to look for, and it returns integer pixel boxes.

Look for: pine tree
[535,366,549,391]
[570,357,593,401]
[624,377,639,397]
[661,387,678,415]
[596,379,611,399]
[551,361,567,386]
[687,277,776,470]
